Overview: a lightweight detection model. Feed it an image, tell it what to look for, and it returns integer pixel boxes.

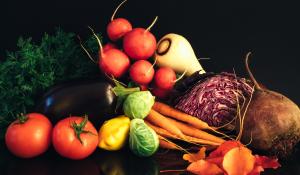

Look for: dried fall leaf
[222,146,255,175]
[248,166,264,175]
[183,147,206,163]
[254,155,280,169]
[209,140,243,158]
[187,160,223,175]
[206,157,223,166]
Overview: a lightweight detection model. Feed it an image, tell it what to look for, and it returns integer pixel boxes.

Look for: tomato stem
[17,113,28,124]
[71,115,95,144]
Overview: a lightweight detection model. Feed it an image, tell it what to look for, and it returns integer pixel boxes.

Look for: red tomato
[52,116,98,160]
[5,113,52,158]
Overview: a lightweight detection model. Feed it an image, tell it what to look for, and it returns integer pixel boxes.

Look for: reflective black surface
[1,1,300,175]
[1,140,300,175]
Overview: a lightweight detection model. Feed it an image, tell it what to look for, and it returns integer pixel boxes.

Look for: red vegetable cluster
[89,0,178,99]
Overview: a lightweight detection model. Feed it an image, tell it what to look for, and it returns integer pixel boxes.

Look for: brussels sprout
[123,91,154,119]
[129,119,159,157]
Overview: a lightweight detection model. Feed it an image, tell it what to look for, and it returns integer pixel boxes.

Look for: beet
[240,52,300,159]
[174,72,253,127]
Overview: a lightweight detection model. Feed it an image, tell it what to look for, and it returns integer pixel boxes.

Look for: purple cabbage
[174,72,253,127]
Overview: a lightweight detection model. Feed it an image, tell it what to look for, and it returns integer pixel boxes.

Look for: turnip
[123,17,158,60]
[154,33,206,76]
[129,60,154,85]
[107,0,132,41]
[80,27,130,78]
[241,52,300,158]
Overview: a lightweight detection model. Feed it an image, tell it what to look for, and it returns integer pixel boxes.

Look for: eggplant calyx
[16,113,28,124]
[71,115,96,144]
[112,78,140,112]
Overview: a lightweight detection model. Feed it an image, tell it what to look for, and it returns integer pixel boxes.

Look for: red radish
[103,43,118,52]
[129,60,154,85]
[107,0,132,41]
[140,84,148,91]
[154,67,176,90]
[152,86,171,99]
[79,27,130,78]
[99,48,130,78]
[123,16,158,60]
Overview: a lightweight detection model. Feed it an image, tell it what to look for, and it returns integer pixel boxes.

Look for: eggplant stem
[245,52,262,90]
[111,0,127,21]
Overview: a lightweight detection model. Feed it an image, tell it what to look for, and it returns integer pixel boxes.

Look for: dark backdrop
[0,0,299,104]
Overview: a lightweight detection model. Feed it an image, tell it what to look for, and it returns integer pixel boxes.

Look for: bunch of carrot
[145,102,226,150]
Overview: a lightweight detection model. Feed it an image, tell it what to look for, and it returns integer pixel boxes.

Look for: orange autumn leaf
[222,146,255,175]
[183,147,206,163]
[187,159,223,175]
[248,155,281,175]
[209,140,243,158]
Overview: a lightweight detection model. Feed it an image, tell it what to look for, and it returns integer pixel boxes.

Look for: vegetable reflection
[95,150,159,175]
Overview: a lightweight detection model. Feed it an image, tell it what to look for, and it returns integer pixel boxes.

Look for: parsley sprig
[0,28,101,137]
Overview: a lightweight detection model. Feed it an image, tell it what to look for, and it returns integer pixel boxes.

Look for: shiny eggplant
[35,78,117,127]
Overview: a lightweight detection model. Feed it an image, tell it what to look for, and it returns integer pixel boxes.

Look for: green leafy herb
[0,28,101,136]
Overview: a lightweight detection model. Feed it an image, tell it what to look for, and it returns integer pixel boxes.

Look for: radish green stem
[174,69,187,83]
[146,16,158,32]
[77,35,97,64]
[146,58,157,75]
[88,26,103,57]
[111,0,127,21]
[245,52,262,91]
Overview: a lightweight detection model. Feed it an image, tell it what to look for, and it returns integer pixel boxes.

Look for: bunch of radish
[80,0,181,99]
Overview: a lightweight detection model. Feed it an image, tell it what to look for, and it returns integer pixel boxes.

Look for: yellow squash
[98,115,130,151]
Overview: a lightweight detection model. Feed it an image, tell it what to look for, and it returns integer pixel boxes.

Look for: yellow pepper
[98,115,130,151]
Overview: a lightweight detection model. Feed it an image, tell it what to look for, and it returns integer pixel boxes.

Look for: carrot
[146,109,186,139]
[145,121,175,138]
[153,102,210,130]
[146,121,220,146]
[159,137,179,150]
[166,117,225,144]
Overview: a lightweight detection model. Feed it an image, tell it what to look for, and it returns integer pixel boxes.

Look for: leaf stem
[17,113,28,124]
[71,115,95,144]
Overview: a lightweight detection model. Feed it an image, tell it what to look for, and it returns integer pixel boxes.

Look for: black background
[1,1,300,174]
[1,0,299,104]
